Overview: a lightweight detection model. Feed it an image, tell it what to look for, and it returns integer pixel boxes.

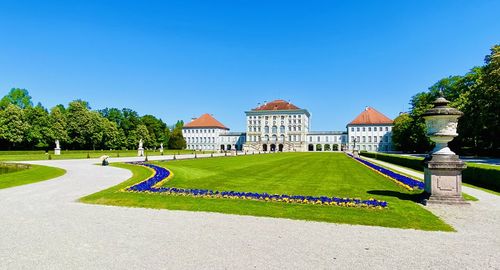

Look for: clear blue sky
[1,1,498,131]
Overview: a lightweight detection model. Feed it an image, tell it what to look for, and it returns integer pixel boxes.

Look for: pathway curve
[0,154,499,269]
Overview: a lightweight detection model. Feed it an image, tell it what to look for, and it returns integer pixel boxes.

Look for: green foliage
[168,125,186,150]
[392,44,500,155]
[0,104,30,148]
[0,96,178,151]
[25,104,53,149]
[0,88,33,109]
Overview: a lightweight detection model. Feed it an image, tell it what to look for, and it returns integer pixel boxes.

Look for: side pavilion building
[182,113,229,151]
[347,107,394,152]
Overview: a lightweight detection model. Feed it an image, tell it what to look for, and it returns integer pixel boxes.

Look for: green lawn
[81,153,453,231]
[0,164,66,189]
[0,149,198,161]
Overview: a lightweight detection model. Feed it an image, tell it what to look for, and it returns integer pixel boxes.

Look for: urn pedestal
[54,148,61,155]
[424,154,468,205]
[137,148,144,157]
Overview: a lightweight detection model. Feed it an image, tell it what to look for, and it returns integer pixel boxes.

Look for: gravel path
[0,154,499,269]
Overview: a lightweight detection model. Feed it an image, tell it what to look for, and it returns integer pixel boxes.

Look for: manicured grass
[81,153,453,231]
[0,164,66,189]
[0,149,198,161]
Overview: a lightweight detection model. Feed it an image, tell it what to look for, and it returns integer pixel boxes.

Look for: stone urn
[422,96,462,156]
[422,94,467,205]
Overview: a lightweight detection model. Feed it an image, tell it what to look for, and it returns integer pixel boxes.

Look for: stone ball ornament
[422,95,463,156]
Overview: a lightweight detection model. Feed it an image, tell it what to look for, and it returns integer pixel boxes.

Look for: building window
[265,126,269,133]
[362,127,365,131]
[272,126,277,133]
[280,126,285,133]
[309,137,312,142]
[385,127,389,131]
[351,127,354,132]
[357,127,360,132]
[374,127,377,131]
[368,136,372,143]
[362,136,366,143]
[317,136,320,142]
[368,127,371,131]
[374,136,378,142]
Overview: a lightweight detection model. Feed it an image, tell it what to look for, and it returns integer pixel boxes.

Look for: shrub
[360,151,500,192]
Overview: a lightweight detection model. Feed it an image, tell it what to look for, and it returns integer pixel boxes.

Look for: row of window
[184,129,217,134]
[350,126,391,132]
[186,137,216,143]
[248,125,303,133]
[350,136,389,143]
[248,115,302,120]
[248,119,302,125]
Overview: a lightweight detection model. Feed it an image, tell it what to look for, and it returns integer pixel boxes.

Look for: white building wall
[182,127,228,151]
[347,125,393,152]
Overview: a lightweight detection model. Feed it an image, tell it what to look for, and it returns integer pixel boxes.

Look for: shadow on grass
[367,190,427,203]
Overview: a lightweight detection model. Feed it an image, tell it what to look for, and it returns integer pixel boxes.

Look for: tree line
[392,44,500,156]
[0,89,187,150]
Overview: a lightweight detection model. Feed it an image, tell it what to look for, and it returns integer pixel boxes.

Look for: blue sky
[1,1,499,131]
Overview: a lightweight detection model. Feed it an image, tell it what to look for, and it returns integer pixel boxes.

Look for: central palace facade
[182,100,394,153]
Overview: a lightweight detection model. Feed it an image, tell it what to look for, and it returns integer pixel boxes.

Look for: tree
[479,45,500,154]
[102,119,124,150]
[0,88,33,109]
[168,125,186,150]
[49,106,70,146]
[141,114,170,148]
[392,44,500,155]
[25,104,53,149]
[0,104,30,149]
[66,100,96,149]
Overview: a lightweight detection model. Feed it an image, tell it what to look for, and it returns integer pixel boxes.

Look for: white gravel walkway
[0,154,499,269]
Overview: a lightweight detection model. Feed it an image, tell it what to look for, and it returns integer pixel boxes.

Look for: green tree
[66,100,96,149]
[25,104,53,149]
[168,124,186,150]
[0,88,33,109]
[0,104,30,148]
[49,106,70,146]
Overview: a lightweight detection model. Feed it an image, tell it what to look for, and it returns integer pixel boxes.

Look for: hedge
[360,151,500,193]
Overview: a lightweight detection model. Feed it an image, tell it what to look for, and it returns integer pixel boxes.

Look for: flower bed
[123,162,388,209]
[347,153,424,190]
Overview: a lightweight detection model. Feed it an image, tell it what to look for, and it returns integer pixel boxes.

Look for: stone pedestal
[352,149,359,158]
[138,148,144,157]
[424,154,468,205]
[54,148,61,155]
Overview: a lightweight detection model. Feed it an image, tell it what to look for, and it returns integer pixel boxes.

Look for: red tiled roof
[253,100,300,111]
[349,107,393,125]
[184,113,229,129]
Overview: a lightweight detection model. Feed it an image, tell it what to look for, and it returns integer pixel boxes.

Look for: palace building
[182,100,393,152]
